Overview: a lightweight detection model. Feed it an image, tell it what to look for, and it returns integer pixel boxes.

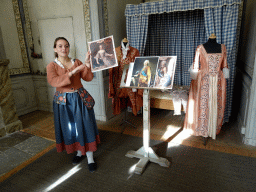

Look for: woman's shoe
[72,155,84,165]
[88,162,97,173]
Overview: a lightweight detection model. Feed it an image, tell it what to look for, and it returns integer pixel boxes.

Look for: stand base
[120,120,136,128]
[126,146,170,174]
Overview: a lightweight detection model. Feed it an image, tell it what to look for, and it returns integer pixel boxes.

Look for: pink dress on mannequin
[184,44,229,139]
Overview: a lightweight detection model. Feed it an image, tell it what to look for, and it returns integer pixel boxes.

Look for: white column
[244,52,256,146]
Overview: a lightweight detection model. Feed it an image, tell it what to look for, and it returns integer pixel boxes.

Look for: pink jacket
[46,59,93,93]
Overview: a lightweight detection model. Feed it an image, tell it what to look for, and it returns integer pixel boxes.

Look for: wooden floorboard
[1,130,256,192]
[19,109,256,158]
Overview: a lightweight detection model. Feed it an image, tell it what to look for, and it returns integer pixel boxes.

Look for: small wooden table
[125,89,170,174]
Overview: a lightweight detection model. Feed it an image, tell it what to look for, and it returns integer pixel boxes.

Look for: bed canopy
[125,0,242,122]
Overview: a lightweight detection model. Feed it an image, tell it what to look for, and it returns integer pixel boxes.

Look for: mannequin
[184,33,229,146]
[203,33,221,53]
[123,37,128,46]
[109,38,142,116]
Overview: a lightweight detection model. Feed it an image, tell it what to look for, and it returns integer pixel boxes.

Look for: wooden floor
[2,129,256,192]
[20,109,256,158]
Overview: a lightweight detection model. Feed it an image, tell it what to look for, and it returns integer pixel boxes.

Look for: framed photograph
[128,56,159,88]
[88,35,118,72]
[125,56,177,89]
[154,56,177,89]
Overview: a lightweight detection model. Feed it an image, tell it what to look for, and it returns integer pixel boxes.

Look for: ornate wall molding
[103,0,109,37]
[10,0,30,75]
[83,0,92,43]
[22,0,33,49]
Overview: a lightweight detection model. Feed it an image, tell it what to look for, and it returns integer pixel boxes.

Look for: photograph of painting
[88,35,118,72]
[154,56,177,89]
[128,56,159,88]
[125,56,177,89]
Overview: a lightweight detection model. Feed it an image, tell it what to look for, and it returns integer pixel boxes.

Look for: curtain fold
[126,15,148,56]
[204,4,240,122]
[125,0,242,16]
[144,10,206,86]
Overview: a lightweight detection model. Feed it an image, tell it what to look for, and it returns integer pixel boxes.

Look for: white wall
[0,0,23,70]
[236,0,256,146]
[26,0,88,74]
[107,0,143,47]
[238,0,256,77]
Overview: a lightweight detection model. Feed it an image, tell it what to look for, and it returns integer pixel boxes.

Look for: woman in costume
[46,37,100,173]
[155,60,172,88]
[95,44,113,67]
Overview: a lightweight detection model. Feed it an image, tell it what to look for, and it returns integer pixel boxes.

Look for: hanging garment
[109,45,143,116]
[183,44,229,139]
[170,86,189,115]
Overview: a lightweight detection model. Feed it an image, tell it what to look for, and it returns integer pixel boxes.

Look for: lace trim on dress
[54,58,75,68]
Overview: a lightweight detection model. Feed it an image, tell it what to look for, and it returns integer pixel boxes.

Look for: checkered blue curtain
[204,4,240,122]
[144,10,206,86]
[125,0,242,122]
[126,15,148,56]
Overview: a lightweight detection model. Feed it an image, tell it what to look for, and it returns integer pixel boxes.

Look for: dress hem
[56,135,100,155]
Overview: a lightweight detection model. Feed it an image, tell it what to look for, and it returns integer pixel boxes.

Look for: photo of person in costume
[95,44,113,67]
[130,57,158,88]
[46,37,100,173]
[88,35,118,72]
[154,56,176,89]
[138,60,151,87]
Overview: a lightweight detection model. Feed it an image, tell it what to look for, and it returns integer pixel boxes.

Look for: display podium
[125,89,170,174]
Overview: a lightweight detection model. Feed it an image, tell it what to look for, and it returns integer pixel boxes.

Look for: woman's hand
[69,65,86,77]
[69,51,91,77]
[84,51,91,68]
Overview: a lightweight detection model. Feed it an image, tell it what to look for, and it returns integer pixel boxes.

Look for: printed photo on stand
[154,56,177,89]
[128,56,159,88]
[88,35,118,72]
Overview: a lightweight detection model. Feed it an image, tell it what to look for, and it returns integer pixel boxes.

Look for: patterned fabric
[53,87,95,110]
[125,0,242,16]
[144,10,206,86]
[125,0,242,122]
[77,87,95,110]
[204,4,240,122]
[109,45,142,116]
[183,44,228,139]
[53,91,67,105]
[126,15,148,56]
[53,92,100,155]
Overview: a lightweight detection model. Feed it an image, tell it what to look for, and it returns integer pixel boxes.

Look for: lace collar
[54,58,75,68]
[121,40,130,59]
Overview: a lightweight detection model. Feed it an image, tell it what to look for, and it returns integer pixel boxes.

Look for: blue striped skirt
[53,92,100,155]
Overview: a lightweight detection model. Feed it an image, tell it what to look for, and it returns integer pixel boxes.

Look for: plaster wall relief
[0,60,23,137]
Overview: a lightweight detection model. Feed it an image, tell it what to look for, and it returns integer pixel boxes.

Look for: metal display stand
[120,98,136,133]
[125,89,170,174]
